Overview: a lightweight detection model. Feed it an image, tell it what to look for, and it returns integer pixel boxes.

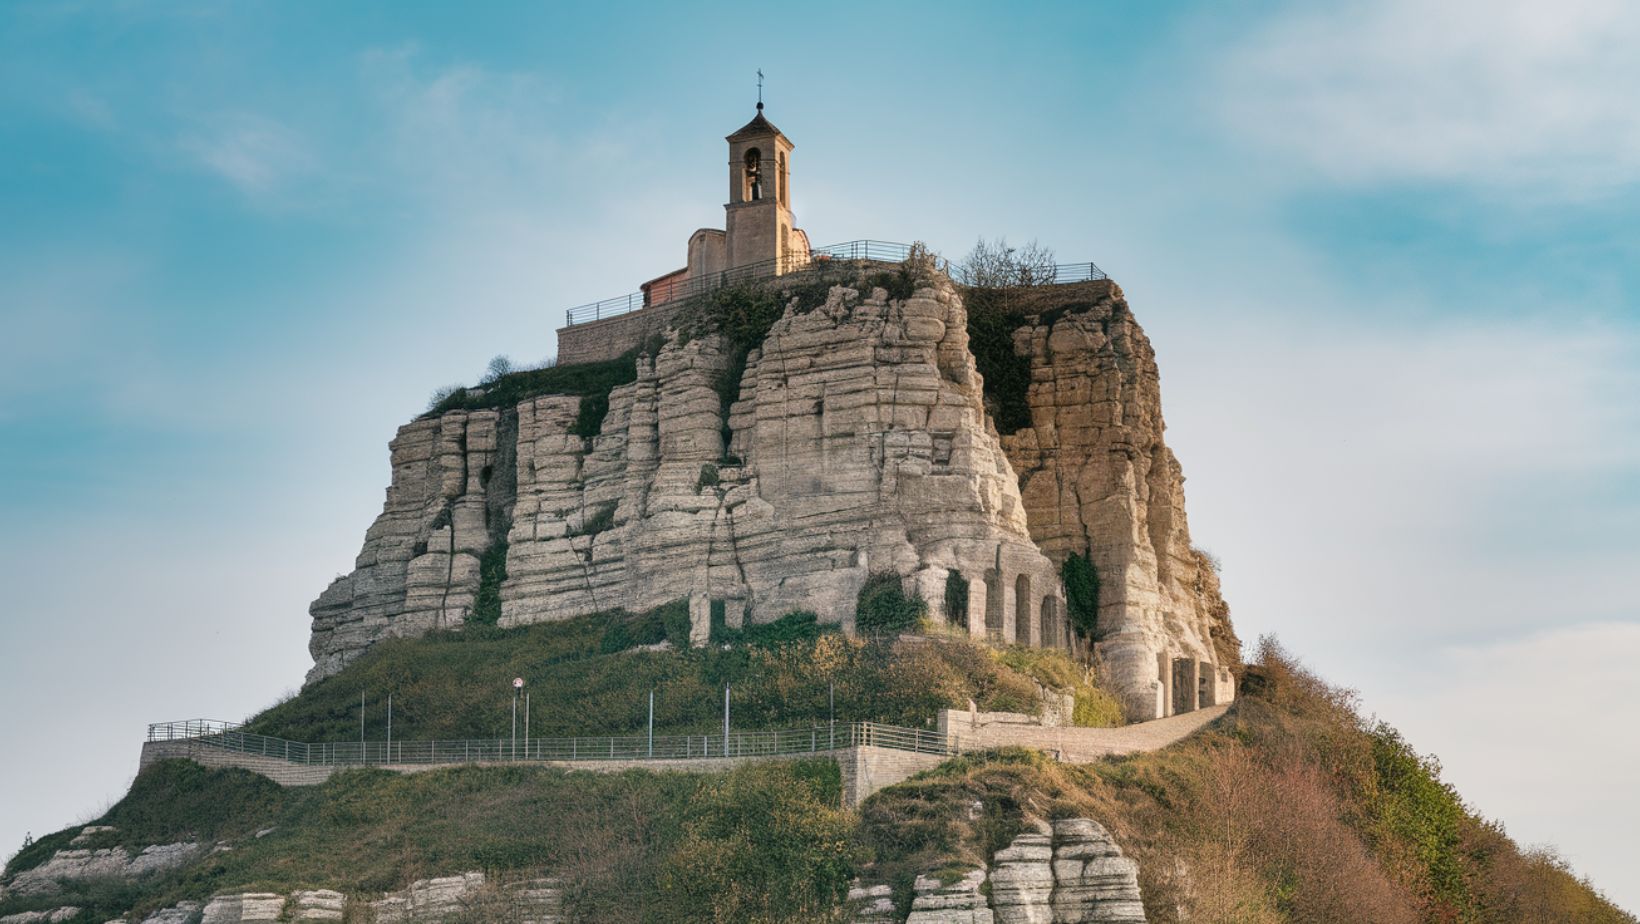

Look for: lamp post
[512,677,524,760]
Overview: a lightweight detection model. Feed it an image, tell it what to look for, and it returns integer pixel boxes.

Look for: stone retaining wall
[554,301,684,366]
[140,742,945,807]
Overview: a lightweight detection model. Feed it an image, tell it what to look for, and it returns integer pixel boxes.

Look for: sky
[2,0,1637,911]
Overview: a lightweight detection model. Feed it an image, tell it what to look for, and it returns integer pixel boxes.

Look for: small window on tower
[744,148,762,201]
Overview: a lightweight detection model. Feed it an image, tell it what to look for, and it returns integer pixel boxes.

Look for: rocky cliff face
[307,268,1235,720]
[1000,284,1238,719]
[851,817,1146,924]
[310,274,1057,680]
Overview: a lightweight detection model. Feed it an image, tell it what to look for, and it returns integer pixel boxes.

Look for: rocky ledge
[858,817,1145,924]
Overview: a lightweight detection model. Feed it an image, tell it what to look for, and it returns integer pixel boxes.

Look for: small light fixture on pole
[512,677,524,760]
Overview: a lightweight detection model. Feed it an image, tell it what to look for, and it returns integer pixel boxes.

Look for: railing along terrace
[146,719,957,766]
[561,239,1107,326]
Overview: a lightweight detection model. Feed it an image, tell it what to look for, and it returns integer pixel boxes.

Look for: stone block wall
[555,300,685,366]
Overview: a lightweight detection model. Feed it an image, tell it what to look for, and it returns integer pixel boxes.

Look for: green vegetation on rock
[1061,552,1100,639]
[466,539,509,628]
[9,634,1629,924]
[854,572,927,636]
[854,639,1636,923]
[241,611,1099,744]
[1,758,850,923]
[425,353,641,422]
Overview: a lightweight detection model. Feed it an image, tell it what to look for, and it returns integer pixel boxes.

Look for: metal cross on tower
[757,69,764,106]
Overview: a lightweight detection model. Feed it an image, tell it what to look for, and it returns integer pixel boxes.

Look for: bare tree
[427,384,466,413]
[960,237,1057,287]
[482,354,514,384]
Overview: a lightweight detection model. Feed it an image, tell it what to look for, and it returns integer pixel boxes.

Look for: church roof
[726,104,789,144]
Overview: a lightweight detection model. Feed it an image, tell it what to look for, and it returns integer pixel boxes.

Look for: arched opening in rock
[984,570,1004,642]
[1014,574,1033,646]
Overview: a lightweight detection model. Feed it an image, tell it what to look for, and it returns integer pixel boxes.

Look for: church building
[637,101,812,308]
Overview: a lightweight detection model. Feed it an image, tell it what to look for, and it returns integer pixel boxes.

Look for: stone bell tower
[723,102,807,273]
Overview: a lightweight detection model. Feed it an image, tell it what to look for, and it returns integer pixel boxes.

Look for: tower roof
[726,103,789,144]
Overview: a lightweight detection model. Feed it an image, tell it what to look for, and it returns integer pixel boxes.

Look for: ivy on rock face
[1062,553,1100,639]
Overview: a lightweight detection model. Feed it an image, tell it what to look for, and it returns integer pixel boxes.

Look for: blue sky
[3,0,1638,911]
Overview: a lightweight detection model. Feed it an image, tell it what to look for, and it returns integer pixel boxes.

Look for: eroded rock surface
[306,271,1240,718]
[1001,284,1238,718]
[905,869,993,924]
[200,892,284,923]
[310,275,1059,680]
[0,908,81,923]
[857,817,1145,923]
[5,843,199,897]
[129,875,560,924]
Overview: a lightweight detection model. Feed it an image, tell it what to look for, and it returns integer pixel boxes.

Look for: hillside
[2,633,1628,923]
[306,255,1236,725]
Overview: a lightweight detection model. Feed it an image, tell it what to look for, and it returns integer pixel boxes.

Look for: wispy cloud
[178,112,315,199]
[1214,0,1640,195]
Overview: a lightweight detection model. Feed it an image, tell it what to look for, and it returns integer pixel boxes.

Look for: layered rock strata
[4,842,199,897]
[307,270,1236,722]
[858,818,1145,924]
[310,275,1059,681]
[1000,283,1237,719]
[133,875,561,924]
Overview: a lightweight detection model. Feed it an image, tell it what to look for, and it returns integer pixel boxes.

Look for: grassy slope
[3,631,1628,923]
[243,609,1122,743]
[0,759,851,923]
[855,640,1636,924]
[2,619,1116,923]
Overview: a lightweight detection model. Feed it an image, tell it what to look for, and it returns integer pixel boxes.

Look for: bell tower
[725,101,804,273]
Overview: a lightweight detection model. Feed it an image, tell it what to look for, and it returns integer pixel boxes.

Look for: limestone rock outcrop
[1001,284,1238,719]
[5,842,199,897]
[0,908,81,924]
[310,275,1059,681]
[307,410,510,683]
[131,875,560,924]
[200,892,285,923]
[306,269,1238,722]
[905,869,993,923]
[854,817,1145,923]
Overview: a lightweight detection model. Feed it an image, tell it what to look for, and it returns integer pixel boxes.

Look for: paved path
[140,705,1233,804]
[947,704,1232,763]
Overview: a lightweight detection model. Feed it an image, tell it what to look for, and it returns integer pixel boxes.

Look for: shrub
[424,352,639,419]
[481,354,514,384]
[942,571,970,624]
[712,610,830,647]
[467,539,508,627]
[963,296,1034,434]
[571,392,611,438]
[658,761,859,922]
[696,463,720,492]
[568,502,616,538]
[599,605,680,654]
[855,573,927,635]
[1062,553,1100,638]
[427,384,466,413]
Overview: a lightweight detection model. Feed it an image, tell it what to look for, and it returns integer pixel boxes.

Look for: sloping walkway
[139,706,1233,804]
[945,704,1232,763]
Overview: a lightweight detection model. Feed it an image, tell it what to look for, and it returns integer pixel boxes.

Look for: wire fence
[147,719,958,767]
[562,239,1107,326]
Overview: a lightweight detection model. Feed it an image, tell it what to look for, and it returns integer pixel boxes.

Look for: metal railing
[562,239,1106,326]
[146,720,958,767]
